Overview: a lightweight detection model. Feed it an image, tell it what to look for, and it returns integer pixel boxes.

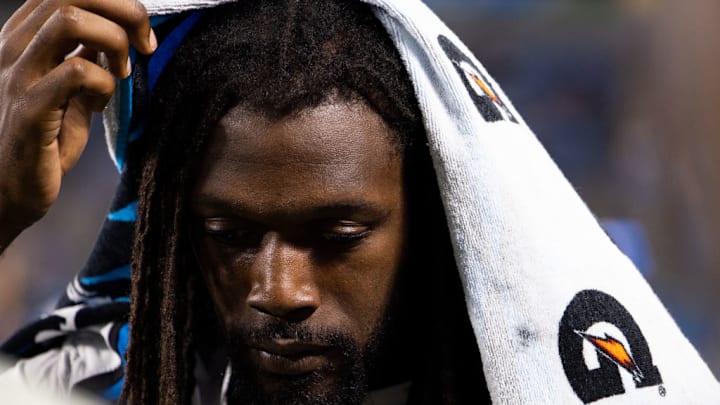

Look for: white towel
[103,0,720,403]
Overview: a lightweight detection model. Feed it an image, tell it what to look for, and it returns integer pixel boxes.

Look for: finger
[11,0,155,56]
[65,44,98,62]
[0,0,46,65]
[25,56,115,144]
[57,97,92,175]
[0,0,44,33]
[20,6,132,78]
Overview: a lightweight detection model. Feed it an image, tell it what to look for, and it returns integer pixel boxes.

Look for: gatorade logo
[438,35,518,124]
[559,290,664,403]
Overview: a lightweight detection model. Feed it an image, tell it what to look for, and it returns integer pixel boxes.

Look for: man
[0,0,718,404]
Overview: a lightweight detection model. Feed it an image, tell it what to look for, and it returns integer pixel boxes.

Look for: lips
[247,339,332,376]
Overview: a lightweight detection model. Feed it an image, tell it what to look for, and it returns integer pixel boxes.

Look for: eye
[318,221,371,247]
[202,219,262,248]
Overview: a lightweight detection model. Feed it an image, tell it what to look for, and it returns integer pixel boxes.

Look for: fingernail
[149,29,158,51]
[126,57,132,78]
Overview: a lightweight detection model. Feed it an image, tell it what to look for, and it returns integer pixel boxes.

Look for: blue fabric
[107,201,138,222]
[101,323,130,401]
[79,265,132,286]
[114,12,202,171]
[148,11,203,97]
[113,50,136,173]
[102,377,124,401]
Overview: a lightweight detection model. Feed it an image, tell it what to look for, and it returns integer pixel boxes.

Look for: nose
[246,233,320,322]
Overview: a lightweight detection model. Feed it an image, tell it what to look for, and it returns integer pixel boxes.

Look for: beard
[224,320,385,405]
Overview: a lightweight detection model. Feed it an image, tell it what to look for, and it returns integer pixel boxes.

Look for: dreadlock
[120,1,487,404]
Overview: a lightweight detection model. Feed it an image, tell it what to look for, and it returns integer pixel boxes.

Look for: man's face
[190,101,407,405]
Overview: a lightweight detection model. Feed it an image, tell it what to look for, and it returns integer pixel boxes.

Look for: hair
[120,1,487,404]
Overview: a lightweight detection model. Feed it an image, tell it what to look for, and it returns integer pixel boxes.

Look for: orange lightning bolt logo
[439,34,518,124]
[575,331,645,383]
[469,72,500,104]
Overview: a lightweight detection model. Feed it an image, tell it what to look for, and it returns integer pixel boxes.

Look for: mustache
[226,321,358,354]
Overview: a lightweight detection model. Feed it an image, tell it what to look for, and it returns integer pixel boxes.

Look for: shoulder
[0,322,125,401]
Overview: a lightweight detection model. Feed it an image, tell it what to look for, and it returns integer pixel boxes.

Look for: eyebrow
[191,194,391,220]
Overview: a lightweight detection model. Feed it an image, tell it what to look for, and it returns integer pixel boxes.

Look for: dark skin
[191,102,410,401]
[0,0,156,251]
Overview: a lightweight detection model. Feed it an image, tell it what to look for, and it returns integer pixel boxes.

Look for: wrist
[0,224,22,255]
[0,199,34,254]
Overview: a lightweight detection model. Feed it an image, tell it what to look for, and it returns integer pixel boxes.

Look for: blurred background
[1,0,718,377]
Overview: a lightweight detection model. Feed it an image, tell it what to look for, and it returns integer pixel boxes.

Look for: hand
[0,0,156,250]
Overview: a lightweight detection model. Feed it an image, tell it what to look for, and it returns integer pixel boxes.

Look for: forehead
[191,102,403,216]
[217,102,397,165]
